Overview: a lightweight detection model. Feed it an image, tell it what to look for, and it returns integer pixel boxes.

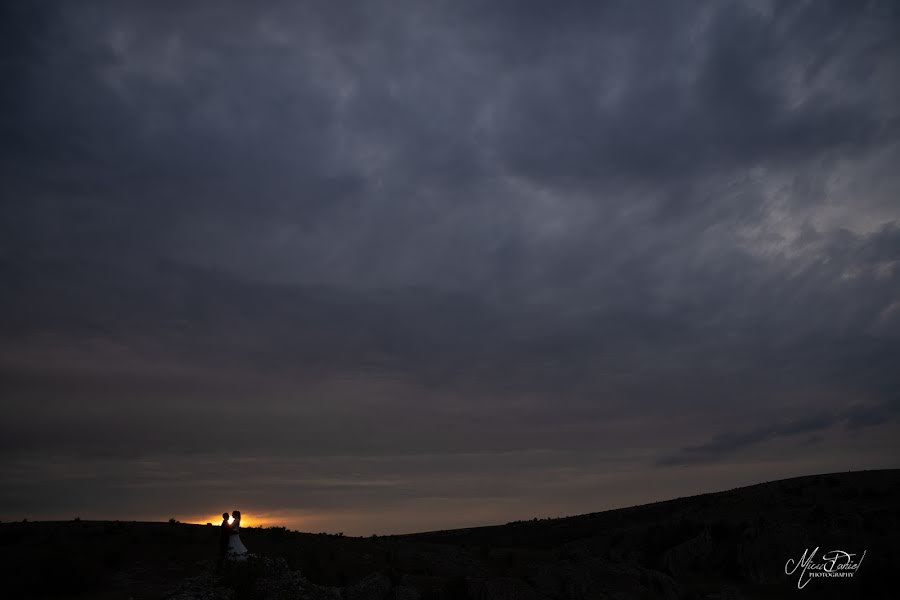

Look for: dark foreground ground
[2,469,898,599]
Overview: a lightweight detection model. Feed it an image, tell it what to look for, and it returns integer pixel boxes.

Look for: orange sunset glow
[188,513,270,528]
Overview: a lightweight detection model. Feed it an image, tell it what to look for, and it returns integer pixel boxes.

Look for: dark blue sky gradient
[1,0,899,533]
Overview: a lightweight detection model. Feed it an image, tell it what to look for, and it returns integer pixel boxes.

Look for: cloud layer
[2,0,899,533]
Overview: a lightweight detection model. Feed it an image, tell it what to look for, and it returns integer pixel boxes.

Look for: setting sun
[187,512,273,528]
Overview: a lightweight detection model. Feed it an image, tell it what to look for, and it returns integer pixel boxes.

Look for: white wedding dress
[227,518,249,560]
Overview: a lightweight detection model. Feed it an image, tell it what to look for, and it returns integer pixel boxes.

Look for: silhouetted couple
[217,510,248,566]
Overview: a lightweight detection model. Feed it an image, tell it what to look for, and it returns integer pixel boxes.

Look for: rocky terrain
[2,469,898,599]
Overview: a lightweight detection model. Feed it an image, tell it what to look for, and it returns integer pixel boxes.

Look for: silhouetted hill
[2,469,898,599]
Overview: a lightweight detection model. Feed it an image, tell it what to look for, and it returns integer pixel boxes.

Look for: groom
[217,512,231,568]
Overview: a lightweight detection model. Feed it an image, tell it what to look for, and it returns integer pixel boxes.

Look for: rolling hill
[2,469,897,599]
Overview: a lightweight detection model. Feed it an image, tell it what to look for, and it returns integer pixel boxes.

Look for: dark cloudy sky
[2,0,899,534]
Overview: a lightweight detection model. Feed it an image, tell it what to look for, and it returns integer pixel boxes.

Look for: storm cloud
[2,0,899,533]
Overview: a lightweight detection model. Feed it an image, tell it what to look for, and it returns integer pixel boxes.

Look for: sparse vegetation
[2,470,897,598]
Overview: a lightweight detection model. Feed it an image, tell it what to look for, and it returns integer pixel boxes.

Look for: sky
[1,0,899,535]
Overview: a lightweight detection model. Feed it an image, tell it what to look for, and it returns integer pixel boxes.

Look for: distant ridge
[4,469,898,598]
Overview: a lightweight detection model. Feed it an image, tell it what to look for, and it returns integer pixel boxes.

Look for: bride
[226,510,249,560]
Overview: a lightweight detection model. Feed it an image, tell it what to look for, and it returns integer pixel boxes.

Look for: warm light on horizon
[181,510,329,532]
[187,513,270,528]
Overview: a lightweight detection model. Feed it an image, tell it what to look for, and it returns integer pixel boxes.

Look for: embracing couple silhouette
[217,510,248,566]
